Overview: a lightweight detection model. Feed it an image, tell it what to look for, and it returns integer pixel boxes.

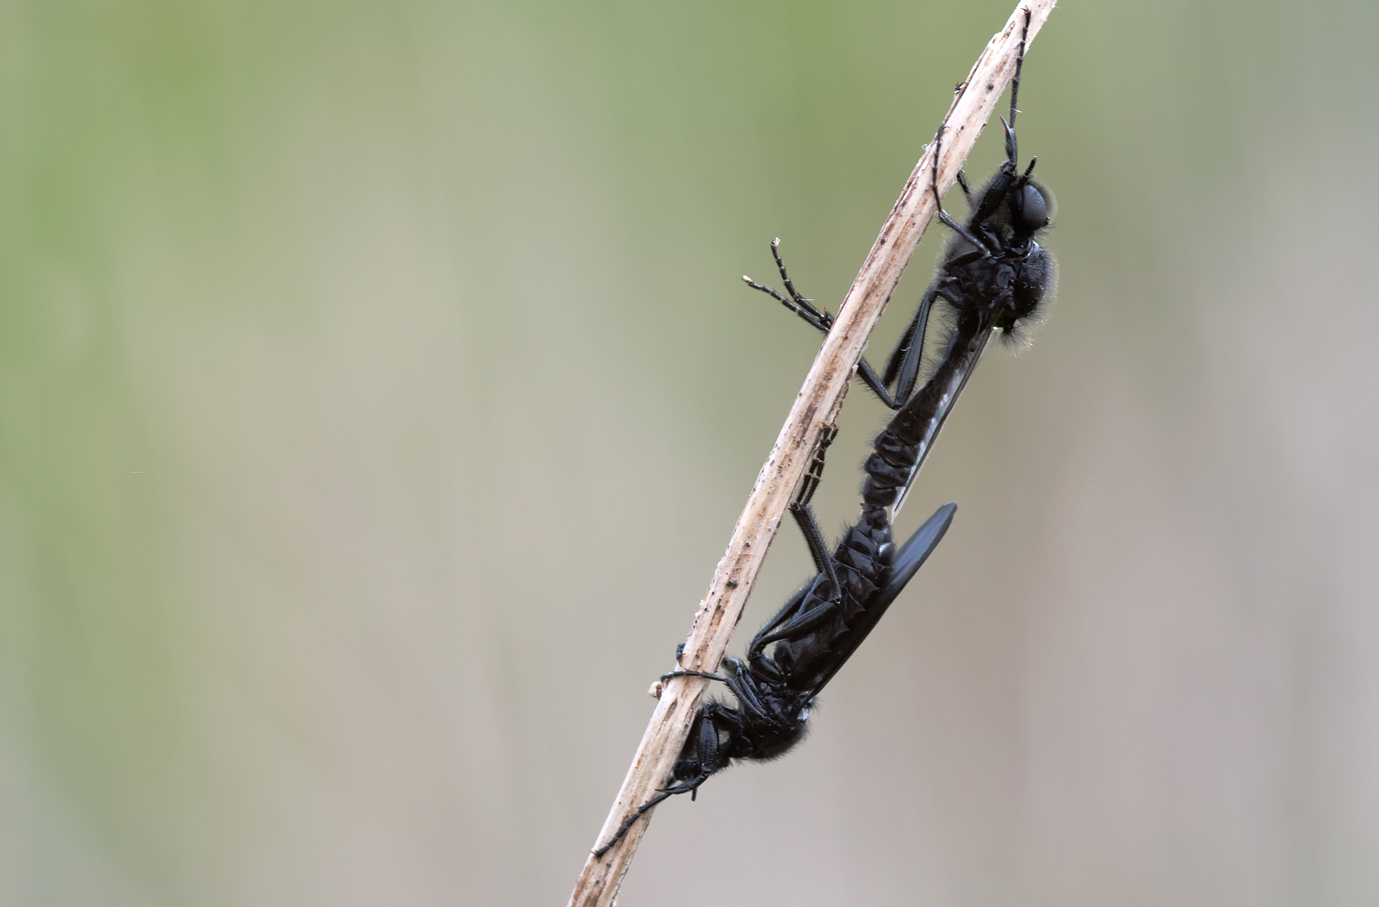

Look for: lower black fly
[593,381,959,857]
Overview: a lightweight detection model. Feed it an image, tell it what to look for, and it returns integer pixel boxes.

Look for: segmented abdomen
[768,511,893,691]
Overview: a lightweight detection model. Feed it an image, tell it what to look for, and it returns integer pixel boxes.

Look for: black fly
[749,7,1053,510]
[885,8,1053,400]
[593,407,957,857]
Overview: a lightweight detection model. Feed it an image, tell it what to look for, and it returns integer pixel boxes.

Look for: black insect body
[592,422,957,857]
[749,8,1054,476]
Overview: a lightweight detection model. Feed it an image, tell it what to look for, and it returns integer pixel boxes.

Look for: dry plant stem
[568,3,1054,904]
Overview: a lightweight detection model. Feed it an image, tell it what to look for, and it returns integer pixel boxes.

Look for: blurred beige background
[3,1,1378,905]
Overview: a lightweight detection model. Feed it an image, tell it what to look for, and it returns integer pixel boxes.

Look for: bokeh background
[3,1,1378,904]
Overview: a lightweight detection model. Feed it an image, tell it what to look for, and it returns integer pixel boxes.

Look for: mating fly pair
[594,8,1054,858]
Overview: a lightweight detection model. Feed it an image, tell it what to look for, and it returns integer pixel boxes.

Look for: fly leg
[932,126,995,255]
[1004,7,1032,165]
[747,426,848,655]
[662,640,729,684]
[664,427,840,680]
[742,238,834,332]
[743,241,901,408]
[592,706,732,857]
[784,422,843,603]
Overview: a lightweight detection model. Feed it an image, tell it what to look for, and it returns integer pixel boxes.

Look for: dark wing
[891,326,994,517]
[882,287,938,406]
[804,501,957,696]
[883,300,925,389]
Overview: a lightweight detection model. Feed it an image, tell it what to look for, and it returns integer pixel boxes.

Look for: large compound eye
[1019,183,1049,230]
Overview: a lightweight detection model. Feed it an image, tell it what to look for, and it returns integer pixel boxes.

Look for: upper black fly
[886,10,1053,400]
[749,7,1053,511]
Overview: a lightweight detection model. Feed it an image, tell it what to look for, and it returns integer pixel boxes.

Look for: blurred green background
[3,1,1378,904]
